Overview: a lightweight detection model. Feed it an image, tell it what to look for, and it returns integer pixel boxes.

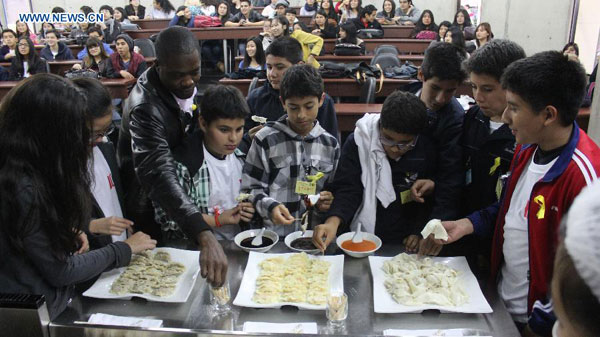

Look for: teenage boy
[461,39,525,216]
[154,85,255,241]
[243,37,338,151]
[350,5,383,34]
[225,0,265,27]
[285,7,298,24]
[242,65,340,236]
[274,0,288,17]
[98,5,122,43]
[0,29,17,61]
[420,51,600,336]
[105,34,147,79]
[77,26,114,60]
[313,91,437,252]
[40,30,75,61]
[409,42,466,221]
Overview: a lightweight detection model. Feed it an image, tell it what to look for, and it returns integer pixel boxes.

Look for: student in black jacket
[460,39,526,216]
[125,0,146,20]
[39,30,74,61]
[349,5,383,35]
[311,9,338,38]
[9,37,47,80]
[99,5,123,44]
[243,37,339,152]
[406,42,467,222]
[313,91,437,251]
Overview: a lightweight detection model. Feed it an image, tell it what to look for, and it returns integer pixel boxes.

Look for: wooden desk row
[0,78,135,101]
[233,54,423,70]
[220,77,472,98]
[129,19,413,38]
[0,58,156,77]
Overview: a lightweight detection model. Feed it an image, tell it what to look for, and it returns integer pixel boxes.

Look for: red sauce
[341,239,377,252]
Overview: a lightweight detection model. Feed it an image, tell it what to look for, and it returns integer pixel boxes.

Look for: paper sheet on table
[243,322,318,334]
[384,329,491,336]
[87,313,163,328]
[369,255,492,313]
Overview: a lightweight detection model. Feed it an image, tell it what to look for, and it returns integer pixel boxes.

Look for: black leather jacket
[118,67,211,240]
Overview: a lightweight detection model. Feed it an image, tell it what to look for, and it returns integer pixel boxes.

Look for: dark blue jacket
[327,132,437,243]
[40,41,74,61]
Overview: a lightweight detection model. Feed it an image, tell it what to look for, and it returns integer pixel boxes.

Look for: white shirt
[149,8,175,19]
[498,151,557,322]
[90,146,127,242]
[172,87,197,118]
[489,120,504,134]
[23,61,29,77]
[261,5,276,18]
[204,144,243,240]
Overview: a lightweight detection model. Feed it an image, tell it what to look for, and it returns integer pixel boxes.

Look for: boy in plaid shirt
[242,64,340,236]
[154,85,256,241]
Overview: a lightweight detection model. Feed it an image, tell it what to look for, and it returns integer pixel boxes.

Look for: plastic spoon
[251,227,266,246]
[352,222,363,243]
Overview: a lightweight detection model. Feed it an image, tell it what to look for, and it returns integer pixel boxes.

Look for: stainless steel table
[49,241,520,337]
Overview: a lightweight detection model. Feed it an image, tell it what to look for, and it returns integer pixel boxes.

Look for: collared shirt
[172,87,198,117]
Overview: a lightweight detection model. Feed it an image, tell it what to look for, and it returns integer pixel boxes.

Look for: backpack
[319,62,351,78]
[194,15,222,28]
[357,28,383,39]
[333,43,362,56]
[348,61,384,93]
[415,30,437,40]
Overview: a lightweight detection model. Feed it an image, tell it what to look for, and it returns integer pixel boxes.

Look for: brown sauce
[291,237,317,250]
[241,236,274,248]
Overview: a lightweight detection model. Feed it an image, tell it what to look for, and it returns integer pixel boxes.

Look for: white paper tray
[368,255,493,313]
[233,251,344,310]
[83,247,200,303]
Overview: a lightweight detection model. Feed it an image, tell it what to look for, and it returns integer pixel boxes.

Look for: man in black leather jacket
[118,26,228,286]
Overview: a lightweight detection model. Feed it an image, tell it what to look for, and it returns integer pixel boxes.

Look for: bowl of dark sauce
[284,231,321,254]
[234,229,279,253]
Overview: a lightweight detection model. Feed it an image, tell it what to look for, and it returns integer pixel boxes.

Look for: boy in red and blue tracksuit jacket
[467,123,600,334]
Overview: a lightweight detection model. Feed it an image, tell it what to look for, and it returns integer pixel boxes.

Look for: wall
[574,0,600,73]
[481,0,573,56]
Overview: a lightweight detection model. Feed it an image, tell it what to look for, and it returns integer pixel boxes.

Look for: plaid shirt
[154,149,246,241]
[242,116,340,236]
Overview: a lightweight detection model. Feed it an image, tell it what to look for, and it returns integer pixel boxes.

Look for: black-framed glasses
[91,123,115,142]
[379,133,418,150]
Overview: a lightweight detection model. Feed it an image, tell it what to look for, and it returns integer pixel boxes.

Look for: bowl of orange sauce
[336,232,382,258]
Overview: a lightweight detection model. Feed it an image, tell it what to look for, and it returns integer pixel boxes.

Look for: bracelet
[213,206,222,228]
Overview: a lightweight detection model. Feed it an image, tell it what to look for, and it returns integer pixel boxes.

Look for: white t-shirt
[51,49,58,58]
[489,120,504,134]
[498,151,557,322]
[89,146,127,242]
[204,144,243,240]
[23,61,29,77]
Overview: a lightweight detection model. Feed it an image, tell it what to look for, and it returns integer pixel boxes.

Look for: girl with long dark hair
[444,25,467,55]
[337,22,364,55]
[453,8,474,40]
[170,5,195,27]
[410,9,438,39]
[9,37,47,80]
[270,15,323,68]
[312,9,337,38]
[319,0,339,26]
[376,0,396,25]
[150,0,176,18]
[71,37,111,75]
[0,73,156,319]
[15,21,38,45]
[239,36,266,70]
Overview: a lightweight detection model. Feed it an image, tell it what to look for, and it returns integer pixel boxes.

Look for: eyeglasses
[91,123,115,142]
[379,133,418,150]
[17,43,29,47]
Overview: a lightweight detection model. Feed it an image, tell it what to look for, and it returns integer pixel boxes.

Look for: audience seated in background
[376,0,396,25]
[40,30,75,61]
[337,23,365,55]
[436,20,451,41]
[261,0,278,19]
[72,37,111,76]
[453,8,474,40]
[77,26,114,60]
[169,5,195,27]
[313,91,437,252]
[410,9,437,39]
[9,37,47,80]
[350,5,383,35]
[37,22,55,44]
[242,64,340,236]
[149,0,176,19]
[225,0,265,27]
[300,0,318,16]
[285,7,298,25]
[239,36,266,70]
[475,22,493,49]
[113,7,131,24]
[444,26,467,56]
[395,0,420,25]
[319,0,339,26]
[0,29,17,61]
[98,5,123,44]
[125,0,146,20]
[105,34,147,79]
[15,21,39,45]
[266,16,323,68]
[312,9,338,39]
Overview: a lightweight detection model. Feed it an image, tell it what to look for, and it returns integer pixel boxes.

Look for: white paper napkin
[87,313,163,328]
[243,322,318,334]
[384,329,491,336]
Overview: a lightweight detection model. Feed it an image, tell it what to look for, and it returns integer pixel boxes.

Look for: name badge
[296,180,317,195]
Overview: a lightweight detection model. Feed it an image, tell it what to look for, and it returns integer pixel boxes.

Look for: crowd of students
[0,2,599,336]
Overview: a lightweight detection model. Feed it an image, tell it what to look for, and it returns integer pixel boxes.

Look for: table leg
[223,39,229,73]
